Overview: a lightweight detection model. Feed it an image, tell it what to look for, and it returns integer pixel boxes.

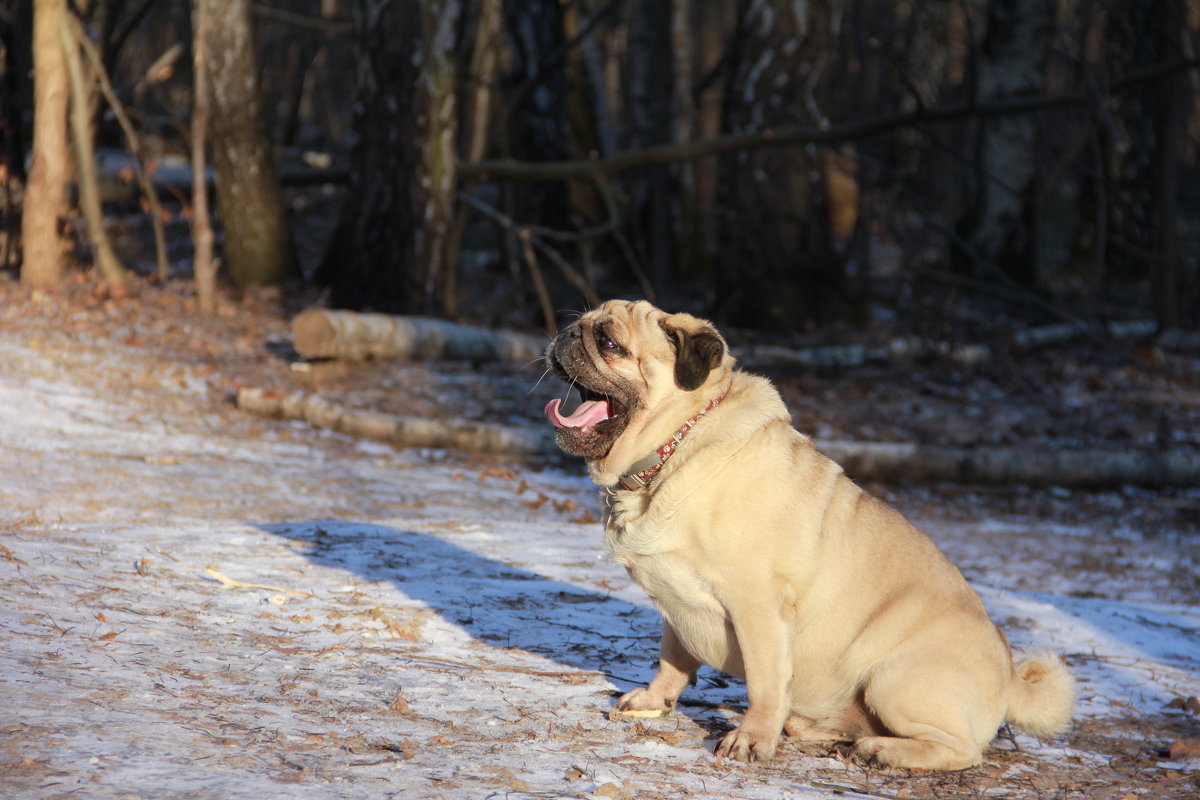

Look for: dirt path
[1,280,1198,799]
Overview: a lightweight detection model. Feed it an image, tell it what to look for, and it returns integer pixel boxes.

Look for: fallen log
[1159,329,1200,354]
[295,309,992,369]
[236,388,555,456]
[291,309,547,364]
[819,440,1200,489]
[237,388,1200,488]
[293,308,1200,371]
[1008,320,1157,351]
[736,337,992,369]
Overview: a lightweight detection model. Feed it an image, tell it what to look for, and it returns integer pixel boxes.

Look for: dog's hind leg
[849,651,1003,771]
[784,714,846,741]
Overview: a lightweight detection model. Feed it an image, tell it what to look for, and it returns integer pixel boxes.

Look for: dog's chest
[604,496,731,654]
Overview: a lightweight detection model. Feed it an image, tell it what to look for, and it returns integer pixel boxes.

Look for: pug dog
[543,299,1074,771]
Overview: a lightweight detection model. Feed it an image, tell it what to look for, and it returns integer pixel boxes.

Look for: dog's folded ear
[660,316,726,391]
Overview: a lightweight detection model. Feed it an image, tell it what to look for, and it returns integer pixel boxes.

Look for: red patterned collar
[616,393,726,491]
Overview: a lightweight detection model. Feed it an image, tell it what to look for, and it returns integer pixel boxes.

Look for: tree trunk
[202,0,297,288]
[1104,0,1190,331]
[690,0,730,275]
[625,0,674,291]
[21,0,70,289]
[716,0,848,331]
[191,0,217,313]
[315,0,460,314]
[1101,0,1189,328]
[955,0,1051,287]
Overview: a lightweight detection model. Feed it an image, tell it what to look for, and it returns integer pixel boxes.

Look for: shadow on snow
[257,519,662,685]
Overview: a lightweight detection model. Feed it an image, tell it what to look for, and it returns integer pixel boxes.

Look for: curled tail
[1006,649,1076,737]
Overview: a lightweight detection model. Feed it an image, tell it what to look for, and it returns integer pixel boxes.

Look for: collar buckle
[617,472,647,491]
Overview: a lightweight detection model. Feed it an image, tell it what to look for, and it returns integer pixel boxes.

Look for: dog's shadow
[259,519,742,728]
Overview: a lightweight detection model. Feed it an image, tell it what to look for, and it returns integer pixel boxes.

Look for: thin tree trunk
[60,14,126,283]
[691,0,728,273]
[626,0,674,291]
[671,0,698,277]
[191,0,217,313]
[202,0,297,287]
[71,16,168,281]
[22,0,70,289]
[418,0,462,312]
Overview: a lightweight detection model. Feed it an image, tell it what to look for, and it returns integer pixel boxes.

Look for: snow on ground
[2,331,1198,800]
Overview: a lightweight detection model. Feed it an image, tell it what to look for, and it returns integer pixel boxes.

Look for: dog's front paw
[614,687,674,716]
[715,726,779,763]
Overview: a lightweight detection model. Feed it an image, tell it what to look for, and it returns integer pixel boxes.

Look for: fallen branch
[204,567,313,597]
[292,309,547,363]
[237,388,1200,488]
[236,388,555,456]
[406,654,606,679]
[460,58,1200,181]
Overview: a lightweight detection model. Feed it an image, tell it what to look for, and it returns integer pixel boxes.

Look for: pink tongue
[544,397,611,429]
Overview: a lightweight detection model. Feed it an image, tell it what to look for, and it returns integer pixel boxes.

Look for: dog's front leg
[616,621,699,714]
[715,602,794,762]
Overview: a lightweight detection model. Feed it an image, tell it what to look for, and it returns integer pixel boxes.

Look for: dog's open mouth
[544,387,628,430]
[543,381,634,460]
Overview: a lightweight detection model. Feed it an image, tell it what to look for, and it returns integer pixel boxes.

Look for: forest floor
[1,273,1199,800]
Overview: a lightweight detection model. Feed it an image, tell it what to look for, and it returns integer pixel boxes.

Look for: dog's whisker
[528,367,554,396]
[562,375,580,404]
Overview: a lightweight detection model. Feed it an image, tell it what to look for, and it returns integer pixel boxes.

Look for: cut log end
[291,309,341,360]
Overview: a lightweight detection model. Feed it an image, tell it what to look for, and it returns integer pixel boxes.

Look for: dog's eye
[597,333,619,351]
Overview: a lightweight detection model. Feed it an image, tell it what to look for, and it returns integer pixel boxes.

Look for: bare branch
[460,58,1200,181]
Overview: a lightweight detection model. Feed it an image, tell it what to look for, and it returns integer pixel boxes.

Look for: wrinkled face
[542,300,727,461]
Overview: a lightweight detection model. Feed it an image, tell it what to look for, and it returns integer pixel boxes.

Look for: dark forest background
[3,0,1198,337]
